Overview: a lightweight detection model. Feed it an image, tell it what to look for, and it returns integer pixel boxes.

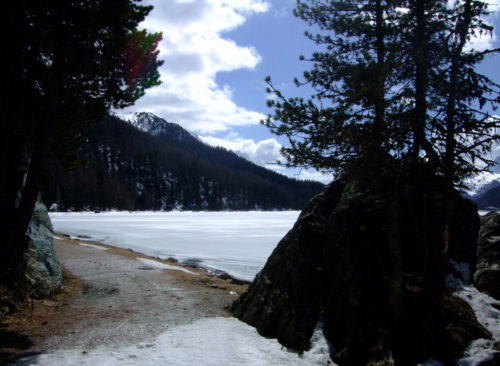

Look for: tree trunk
[444,0,474,188]
[413,0,439,168]
[1,111,54,284]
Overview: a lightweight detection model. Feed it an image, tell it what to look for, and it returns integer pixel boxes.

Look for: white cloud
[122,0,270,133]
[200,135,283,165]
[199,134,332,183]
[447,0,500,51]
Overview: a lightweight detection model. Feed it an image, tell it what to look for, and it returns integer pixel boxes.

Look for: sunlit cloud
[448,0,500,51]
[199,134,332,183]
[122,0,270,133]
[200,135,283,165]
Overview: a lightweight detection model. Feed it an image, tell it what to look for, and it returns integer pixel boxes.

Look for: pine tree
[0,0,163,282]
[264,0,499,188]
[429,0,500,186]
[265,0,404,181]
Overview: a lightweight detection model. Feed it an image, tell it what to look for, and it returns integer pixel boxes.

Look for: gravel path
[1,237,247,362]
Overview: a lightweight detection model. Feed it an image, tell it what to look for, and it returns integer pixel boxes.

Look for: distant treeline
[43,115,324,211]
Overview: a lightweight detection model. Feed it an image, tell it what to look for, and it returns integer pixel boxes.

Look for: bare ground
[0,236,247,364]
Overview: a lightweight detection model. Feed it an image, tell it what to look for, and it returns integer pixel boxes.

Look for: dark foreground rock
[474,212,500,299]
[232,179,489,366]
[23,201,62,298]
[233,179,347,350]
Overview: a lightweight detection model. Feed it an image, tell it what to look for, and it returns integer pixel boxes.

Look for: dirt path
[1,237,247,363]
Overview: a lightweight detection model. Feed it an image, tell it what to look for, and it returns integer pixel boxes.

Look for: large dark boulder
[474,212,500,299]
[232,179,489,366]
[232,179,346,350]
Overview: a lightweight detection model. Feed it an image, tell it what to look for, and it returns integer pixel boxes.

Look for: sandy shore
[1,235,248,363]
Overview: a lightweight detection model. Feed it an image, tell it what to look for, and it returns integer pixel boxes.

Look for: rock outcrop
[23,201,62,298]
[232,178,489,366]
[232,179,347,350]
[474,211,500,299]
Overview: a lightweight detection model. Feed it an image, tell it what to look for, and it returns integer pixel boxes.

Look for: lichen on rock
[23,200,62,298]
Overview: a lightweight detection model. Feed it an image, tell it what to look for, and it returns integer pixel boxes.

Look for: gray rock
[474,211,500,299]
[23,200,62,298]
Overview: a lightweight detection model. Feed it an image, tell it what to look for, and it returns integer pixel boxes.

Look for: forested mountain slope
[43,114,324,211]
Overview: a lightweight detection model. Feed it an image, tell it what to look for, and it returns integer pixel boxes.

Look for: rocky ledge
[474,211,500,300]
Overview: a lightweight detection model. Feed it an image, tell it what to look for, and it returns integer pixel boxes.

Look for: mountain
[474,185,500,209]
[465,157,500,209]
[43,113,324,211]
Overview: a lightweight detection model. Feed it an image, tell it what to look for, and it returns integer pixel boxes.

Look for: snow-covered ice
[50,211,299,281]
[11,317,334,366]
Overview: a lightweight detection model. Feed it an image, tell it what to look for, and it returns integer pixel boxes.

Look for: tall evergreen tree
[264,0,499,188]
[429,0,500,187]
[265,0,405,183]
[0,0,163,282]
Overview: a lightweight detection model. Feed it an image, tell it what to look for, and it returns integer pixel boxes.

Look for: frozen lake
[49,211,300,281]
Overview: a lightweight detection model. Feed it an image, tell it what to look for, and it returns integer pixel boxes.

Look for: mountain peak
[128,112,172,135]
[127,112,197,143]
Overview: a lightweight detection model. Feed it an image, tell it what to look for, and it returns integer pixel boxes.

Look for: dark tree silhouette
[0,0,163,283]
[264,0,499,189]
[43,115,324,211]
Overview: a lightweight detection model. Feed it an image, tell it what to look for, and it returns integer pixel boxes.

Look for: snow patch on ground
[69,234,94,242]
[78,243,108,251]
[11,317,334,366]
[455,286,500,365]
[137,258,196,275]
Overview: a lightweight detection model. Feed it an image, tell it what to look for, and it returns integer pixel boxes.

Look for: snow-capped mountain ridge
[127,112,197,142]
[465,171,500,197]
[464,158,500,208]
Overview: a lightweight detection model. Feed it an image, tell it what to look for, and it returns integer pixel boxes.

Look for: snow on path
[455,286,500,365]
[11,317,333,366]
[78,243,108,251]
[137,257,197,275]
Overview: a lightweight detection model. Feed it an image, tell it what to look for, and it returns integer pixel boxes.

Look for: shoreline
[1,234,249,364]
[54,232,252,286]
[48,210,301,283]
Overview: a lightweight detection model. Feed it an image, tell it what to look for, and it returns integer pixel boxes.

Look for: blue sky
[123,0,500,183]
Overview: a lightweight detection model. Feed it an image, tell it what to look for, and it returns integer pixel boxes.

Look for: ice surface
[137,257,196,275]
[50,211,299,281]
[11,317,334,366]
